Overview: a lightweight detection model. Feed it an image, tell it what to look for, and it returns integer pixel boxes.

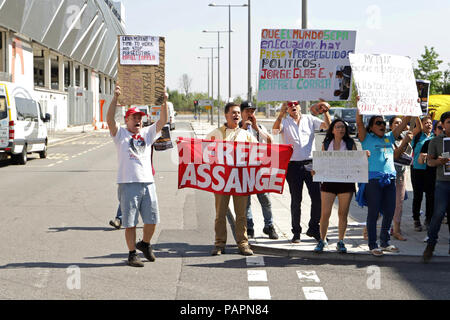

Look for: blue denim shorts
[117,183,160,228]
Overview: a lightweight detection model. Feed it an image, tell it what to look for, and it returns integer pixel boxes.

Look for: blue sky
[120,0,450,100]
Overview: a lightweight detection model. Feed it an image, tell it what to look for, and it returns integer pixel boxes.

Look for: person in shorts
[106,85,168,267]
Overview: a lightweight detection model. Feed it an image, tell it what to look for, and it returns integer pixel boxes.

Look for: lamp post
[203,30,229,127]
[200,46,223,125]
[208,3,247,102]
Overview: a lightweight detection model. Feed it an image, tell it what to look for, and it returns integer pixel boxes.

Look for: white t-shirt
[112,123,161,183]
[280,114,323,161]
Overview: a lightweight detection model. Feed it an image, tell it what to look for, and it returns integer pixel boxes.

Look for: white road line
[246,256,265,266]
[249,287,271,300]
[247,270,268,282]
[302,287,328,300]
[297,270,321,283]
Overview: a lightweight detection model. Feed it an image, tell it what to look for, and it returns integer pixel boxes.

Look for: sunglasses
[437,126,443,130]
[287,101,299,108]
[375,120,386,126]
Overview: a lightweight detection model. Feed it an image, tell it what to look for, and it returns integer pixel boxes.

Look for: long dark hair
[323,119,353,148]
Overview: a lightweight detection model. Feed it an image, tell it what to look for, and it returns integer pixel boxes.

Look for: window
[64,60,71,91]
[84,68,89,90]
[15,97,38,121]
[33,49,45,87]
[75,65,80,87]
[50,55,59,90]
[0,97,7,120]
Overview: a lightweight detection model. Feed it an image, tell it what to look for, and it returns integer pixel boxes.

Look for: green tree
[414,46,443,94]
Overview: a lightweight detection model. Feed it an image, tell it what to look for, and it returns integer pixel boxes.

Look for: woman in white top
[314,119,357,254]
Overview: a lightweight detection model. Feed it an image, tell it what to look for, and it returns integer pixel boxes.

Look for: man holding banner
[107,85,168,267]
[206,102,257,256]
[272,100,331,243]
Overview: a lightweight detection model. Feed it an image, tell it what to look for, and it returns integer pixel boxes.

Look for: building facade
[0,0,125,131]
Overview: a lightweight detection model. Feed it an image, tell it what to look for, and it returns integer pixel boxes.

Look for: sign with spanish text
[312,150,368,183]
[257,29,356,102]
[177,138,293,195]
[349,53,422,116]
[117,36,165,106]
[119,35,159,65]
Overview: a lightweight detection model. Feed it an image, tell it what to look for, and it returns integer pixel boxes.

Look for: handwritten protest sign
[349,53,422,116]
[117,35,165,106]
[312,150,368,183]
[257,29,356,102]
[177,138,293,195]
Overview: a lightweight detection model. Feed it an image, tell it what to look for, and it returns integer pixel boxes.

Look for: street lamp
[197,56,218,123]
[200,46,223,125]
[208,3,247,102]
[203,30,230,127]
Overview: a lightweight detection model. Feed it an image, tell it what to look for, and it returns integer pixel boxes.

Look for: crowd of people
[106,84,449,267]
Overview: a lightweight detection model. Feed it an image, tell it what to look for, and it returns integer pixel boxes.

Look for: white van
[167,101,176,131]
[0,81,51,164]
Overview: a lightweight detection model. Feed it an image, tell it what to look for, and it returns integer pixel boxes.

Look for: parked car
[333,107,357,135]
[0,81,51,164]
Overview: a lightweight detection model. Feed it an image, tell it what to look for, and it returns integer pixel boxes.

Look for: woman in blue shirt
[356,109,411,256]
[410,116,434,231]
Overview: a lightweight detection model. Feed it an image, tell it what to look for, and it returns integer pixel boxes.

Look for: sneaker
[336,240,347,254]
[211,246,225,256]
[380,245,399,253]
[247,228,254,239]
[423,243,435,263]
[306,229,320,242]
[263,225,279,240]
[423,236,429,243]
[128,252,144,267]
[291,234,301,244]
[109,218,121,230]
[239,244,254,256]
[414,220,422,232]
[136,240,156,262]
[314,240,327,253]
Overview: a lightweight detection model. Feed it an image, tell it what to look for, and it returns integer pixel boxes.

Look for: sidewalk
[190,119,450,263]
[47,124,109,146]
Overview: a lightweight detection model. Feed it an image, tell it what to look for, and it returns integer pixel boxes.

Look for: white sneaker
[423,236,429,242]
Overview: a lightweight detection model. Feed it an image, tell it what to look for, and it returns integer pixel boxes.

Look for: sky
[120,0,450,100]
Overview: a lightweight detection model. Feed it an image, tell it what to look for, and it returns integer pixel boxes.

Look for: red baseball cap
[125,107,146,118]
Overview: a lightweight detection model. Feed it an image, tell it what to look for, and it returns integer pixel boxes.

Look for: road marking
[246,256,265,266]
[302,287,328,300]
[249,286,271,300]
[247,270,268,282]
[297,270,321,283]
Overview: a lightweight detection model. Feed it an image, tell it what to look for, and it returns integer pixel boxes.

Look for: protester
[106,85,167,267]
[272,100,331,243]
[423,111,450,262]
[410,116,434,231]
[239,101,279,240]
[313,119,356,253]
[206,102,257,256]
[356,107,411,256]
[390,116,414,241]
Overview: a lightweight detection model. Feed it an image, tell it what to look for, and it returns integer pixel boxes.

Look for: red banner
[177,137,293,196]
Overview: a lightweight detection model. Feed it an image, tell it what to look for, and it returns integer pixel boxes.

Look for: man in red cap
[107,85,168,267]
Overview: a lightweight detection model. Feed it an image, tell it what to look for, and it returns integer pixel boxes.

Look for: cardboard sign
[177,138,293,195]
[349,53,422,116]
[257,29,356,102]
[312,150,368,183]
[117,35,165,106]
[416,79,430,115]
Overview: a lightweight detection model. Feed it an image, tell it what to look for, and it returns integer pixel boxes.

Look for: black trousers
[411,168,434,222]
[286,161,321,236]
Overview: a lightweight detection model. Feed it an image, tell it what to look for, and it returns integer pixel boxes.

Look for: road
[0,119,449,303]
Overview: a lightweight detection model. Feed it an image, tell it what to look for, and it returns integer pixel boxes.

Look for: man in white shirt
[272,100,331,243]
[239,101,278,240]
[206,102,257,256]
[106,85,167,267]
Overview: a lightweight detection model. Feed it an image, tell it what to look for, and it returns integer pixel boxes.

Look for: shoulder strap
[219,125,227,140]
